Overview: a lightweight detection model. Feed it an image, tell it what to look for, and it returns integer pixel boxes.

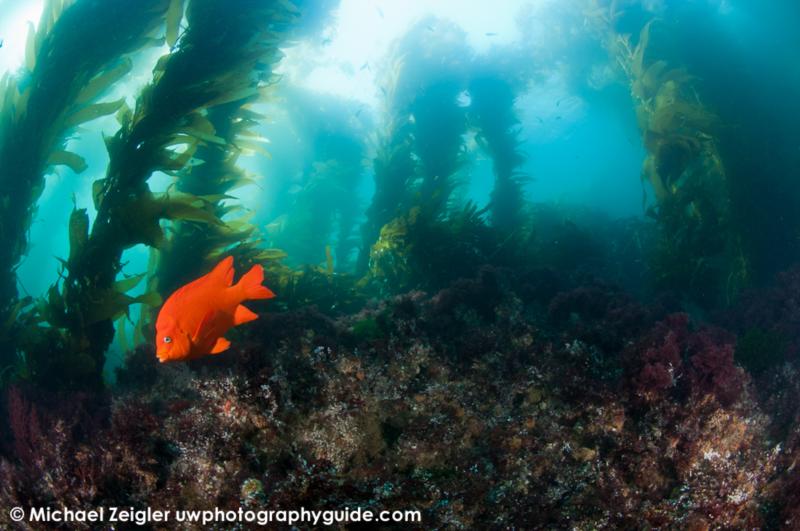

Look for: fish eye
[163,336,172,344]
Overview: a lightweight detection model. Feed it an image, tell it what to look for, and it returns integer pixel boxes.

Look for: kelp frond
[39,0,296,390]
[612,18,746,307]
[0,0,172,383]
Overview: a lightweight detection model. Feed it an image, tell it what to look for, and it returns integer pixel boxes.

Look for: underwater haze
[2,0,800,528]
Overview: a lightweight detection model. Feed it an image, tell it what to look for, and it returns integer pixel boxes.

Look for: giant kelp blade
[76,58,134,105]
[48,150,88,173]
[165,0,186,48]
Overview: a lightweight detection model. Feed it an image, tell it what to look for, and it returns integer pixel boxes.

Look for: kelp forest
[1,0,800,528]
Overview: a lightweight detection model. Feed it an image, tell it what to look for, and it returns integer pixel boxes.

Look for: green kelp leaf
[153,53,172,73]
[180,114,225,144]
[235,136,271,156]
[236,108,266,122]
[218,174,258,192]
[40,284,67,327]
[115,314,130,353]
[48,150,88,173]
[25,21,36,71]
[76,58,133,105]
[256,249,288,262]
[127,193,224,246]
[91,178,107,210]
[165,0,185,48]
[163,133,200,148]
[156,145,197,172]
[650,101,716,135]
[160,198,223,225]
[135,291,162,308]
[113,273,146,294]
[631,20,654,79]
[638,60,668,96]
[68,208,90,263]
[208,86,260,107]
[65,97,126,128]
[86,289,161,324]
[325,245,334,275]
[116,102,133,127]
[661,68,694,88]
[642,155,669,202]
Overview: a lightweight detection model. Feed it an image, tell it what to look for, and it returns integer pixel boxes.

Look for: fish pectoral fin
[233,304,258,325]
[210,337,231,354]
[193,309,222,341]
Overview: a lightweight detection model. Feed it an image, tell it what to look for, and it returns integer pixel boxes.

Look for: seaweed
[612,20,746,308]
[0,0,171,381]
[30,0,297,390]
[357,18,471,275]
[152,101,278,301]
[364,202,500,295]
[467,62,529,230]
[266,88,368,271]
[356,109,417,275]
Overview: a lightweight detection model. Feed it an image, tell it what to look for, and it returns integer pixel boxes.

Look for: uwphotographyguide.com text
[9,505,422,526]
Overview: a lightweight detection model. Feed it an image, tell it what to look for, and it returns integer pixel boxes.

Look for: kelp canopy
[0,0,171,381]
[0,0,298,390]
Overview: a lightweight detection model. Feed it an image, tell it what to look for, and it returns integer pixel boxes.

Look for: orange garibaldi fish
[155,256,275,362]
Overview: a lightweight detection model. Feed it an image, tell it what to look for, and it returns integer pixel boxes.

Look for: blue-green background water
[1,0,799,379]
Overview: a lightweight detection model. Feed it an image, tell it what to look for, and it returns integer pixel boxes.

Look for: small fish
[155,256,275,362]
[485,32,498,37]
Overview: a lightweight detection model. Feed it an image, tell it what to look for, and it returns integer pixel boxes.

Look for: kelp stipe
[265,87,368,271]
[30,0,297,391]
[0,0,172,387]
[152,102,276,301]
[358,18,471,285]
[468,73,528,231]
[609,18,747,308]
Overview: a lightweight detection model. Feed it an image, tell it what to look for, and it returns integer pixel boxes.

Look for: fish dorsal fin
[207,256,235,286]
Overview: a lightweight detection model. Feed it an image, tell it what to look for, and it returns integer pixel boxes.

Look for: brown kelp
[152,102,277,301]
[29,0,297,390]
[356,92,417,276]
[266,87,368,271]
[358,18,472,286]
[612,19,746,307]
[0,0,172,380]
[359,21,541,294]
[468,54,530,231]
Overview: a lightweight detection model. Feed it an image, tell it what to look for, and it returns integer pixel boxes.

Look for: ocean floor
[3,266,800,529]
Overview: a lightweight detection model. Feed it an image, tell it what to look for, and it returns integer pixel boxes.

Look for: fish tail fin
[237,264,275,300]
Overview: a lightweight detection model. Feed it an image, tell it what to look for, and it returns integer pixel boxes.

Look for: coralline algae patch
[3,269,800,529]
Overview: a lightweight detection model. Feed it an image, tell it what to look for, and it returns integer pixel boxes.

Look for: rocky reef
[2,266,800,529]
